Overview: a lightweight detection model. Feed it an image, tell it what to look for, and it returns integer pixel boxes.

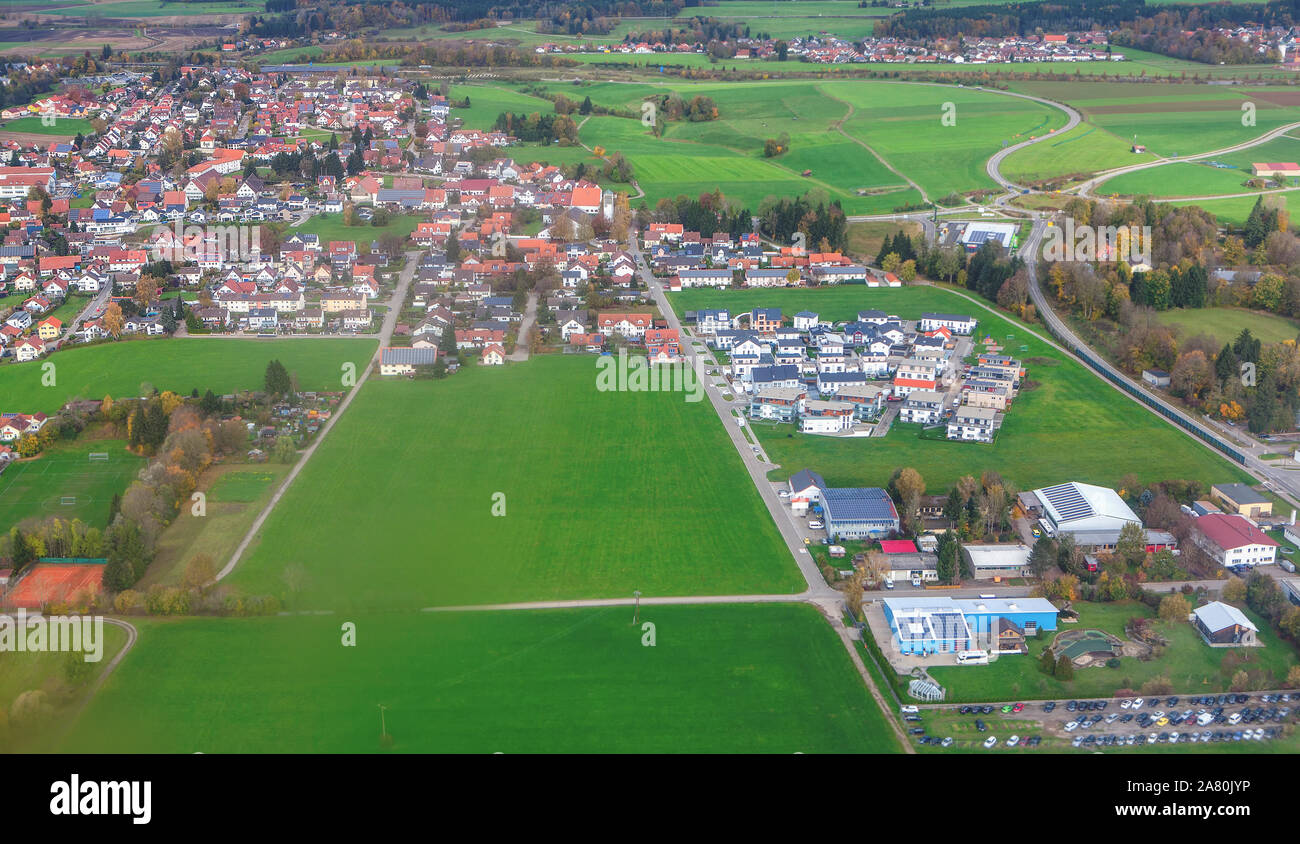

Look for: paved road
[214,249,421,583]
[59,285,112,344]
[1012,219,1300,510]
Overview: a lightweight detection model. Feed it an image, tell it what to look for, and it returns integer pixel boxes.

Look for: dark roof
[789,469,826,492]
[821,487,898,524]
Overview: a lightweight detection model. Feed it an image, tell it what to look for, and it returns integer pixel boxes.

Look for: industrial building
[882,596,1059,656]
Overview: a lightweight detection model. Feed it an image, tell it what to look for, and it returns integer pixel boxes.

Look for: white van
[900,705,919,714]
[1281,559,1297,573]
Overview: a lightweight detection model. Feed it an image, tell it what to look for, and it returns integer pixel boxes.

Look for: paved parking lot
[910,692,1297,751]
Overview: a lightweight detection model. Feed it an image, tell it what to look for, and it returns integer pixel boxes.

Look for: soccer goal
[88,453,109,462]
[60,496,77,506]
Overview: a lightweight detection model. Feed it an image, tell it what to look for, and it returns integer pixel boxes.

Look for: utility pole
[632,590,642,625]
[378,704,388,741]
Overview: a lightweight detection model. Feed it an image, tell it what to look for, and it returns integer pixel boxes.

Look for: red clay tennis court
[3,563,104,609]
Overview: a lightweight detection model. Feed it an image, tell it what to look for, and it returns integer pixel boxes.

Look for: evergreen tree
[264,359,292,396]
[1055,654,1075,681]
[9,527,35,574]
[1214,343,1239,385]
[200,389,221,415]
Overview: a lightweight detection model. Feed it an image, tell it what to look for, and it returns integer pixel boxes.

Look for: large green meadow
[227,355,804,611]
[669,285,1257,492]
[43,604,898,753]
[458,79,1061,212]
[0,337,376,415]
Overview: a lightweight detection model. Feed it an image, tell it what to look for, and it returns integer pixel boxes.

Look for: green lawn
[927,600,1298,702]
[290,212,423,245]
[0,337,377,415]
[669,285,1257,492]
[1156,306,1300,347]
[227,355,804,610]
[0,438,144,531]
[42,604,899,753]
[1000,122,1157,184]
[1165,194,1272,226]
[0,117,95,137]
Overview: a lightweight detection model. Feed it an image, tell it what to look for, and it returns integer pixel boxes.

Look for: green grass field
[139,464,289,589]
[290,212,423,245]
[669,285,1257,492]
[0,439,144,531]
[1165,194,1273,226]
[227,355,804,610]
[0,337,377,415]
[43,604,898,753]
[1156,306,1300,347]
[42,0,264,16]
[927,600,1297,702]
[1002,123,1157,184]
[460,79,1059,212]
[0,117,95,137]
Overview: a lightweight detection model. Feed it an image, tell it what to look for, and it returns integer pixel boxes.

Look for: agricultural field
[1000,123,1156,184]
[0,439,144,531]
[1155,306,1300,348]
[668,285,1257,492]
[1166,194,1283,226]
[925,600,1297,703]
[1098,161,1264,199]
[0,337,376,415]
[460,79,1061,212]
[227,355,804,611]
[42,604,897,753]
[1018,81,1300,164]
[41,0,264,17]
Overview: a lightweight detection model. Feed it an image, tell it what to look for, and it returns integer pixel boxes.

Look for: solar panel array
[930,611,972,650]
[1040,482,1094,523]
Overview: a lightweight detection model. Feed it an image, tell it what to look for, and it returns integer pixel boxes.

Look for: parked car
[1006,735,1020,748]
[983,736,998,749]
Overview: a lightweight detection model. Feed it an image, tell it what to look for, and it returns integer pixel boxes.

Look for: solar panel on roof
[1042,483,1094,522]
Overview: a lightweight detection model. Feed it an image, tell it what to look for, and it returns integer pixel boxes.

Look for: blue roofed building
[882,596,1058,656]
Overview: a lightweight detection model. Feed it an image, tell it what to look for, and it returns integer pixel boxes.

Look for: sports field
[1155,306,1300,348]
[0,439,144,530]
[668,285,1257,492]
[45,604,898,753]
[0,337,376,415]
[227,355,804,610]
[0,117,95,137]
